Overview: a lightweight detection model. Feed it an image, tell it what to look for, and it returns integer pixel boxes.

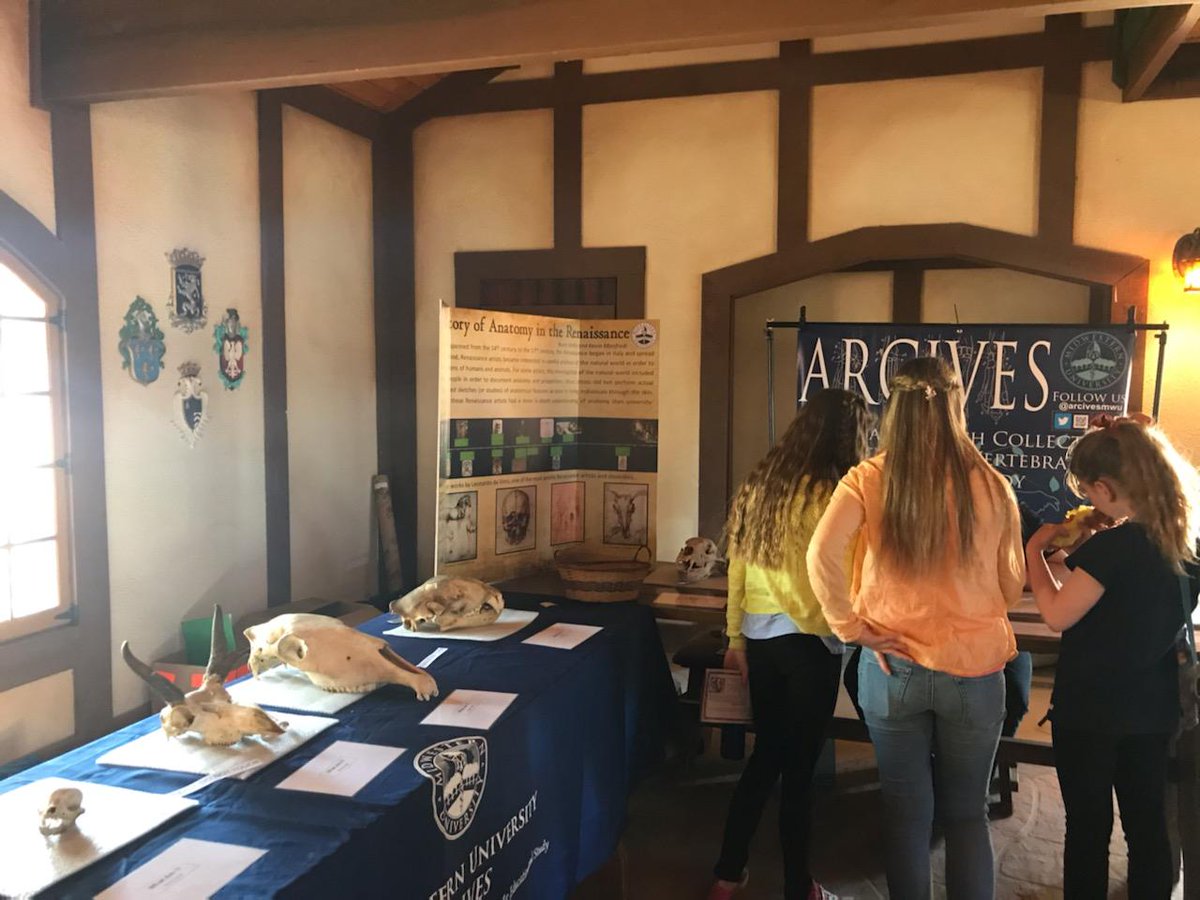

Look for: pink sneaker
[808,882,839,900]
[706,870,748,900]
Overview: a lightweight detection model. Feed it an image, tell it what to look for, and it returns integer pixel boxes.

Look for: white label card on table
[522,622,602,650]
[420,689,517,731]
[96,837,266,899]
[416,646,449,668]
[275,740,406,797]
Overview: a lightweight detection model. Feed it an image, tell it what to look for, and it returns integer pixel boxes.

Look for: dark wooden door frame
[696,222,1150,537]
[0,107,114,746]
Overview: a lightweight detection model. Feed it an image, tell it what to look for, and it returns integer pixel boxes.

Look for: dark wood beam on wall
[1116,3,1200,101]
[33,0,1140,103]
[892,266,924,323]
[257,93,291,607]
[1038,14,1083,244]
[265,85,383,139]
[372,118,419,590]
[553,61,583,250]
[777,41,811,251]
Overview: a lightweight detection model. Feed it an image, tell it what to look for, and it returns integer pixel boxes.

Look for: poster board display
[437,307,660,580]
[796,324,1135,520]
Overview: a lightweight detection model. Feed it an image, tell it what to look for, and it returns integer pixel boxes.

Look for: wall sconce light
[1174,228,1200,292]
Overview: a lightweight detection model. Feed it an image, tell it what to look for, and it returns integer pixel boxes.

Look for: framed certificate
[700,668,753,725]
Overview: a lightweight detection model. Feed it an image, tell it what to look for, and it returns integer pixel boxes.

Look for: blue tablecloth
[0,594,677,899]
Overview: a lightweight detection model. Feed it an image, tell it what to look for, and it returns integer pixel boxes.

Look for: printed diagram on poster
[213,308,249,390]
[439,491,478,564]
[496,486,536,554]
[604,483,649,546]
[117,296,166,386]
[166,247,207,333]
[436,307,659,581]
[173,361,209,447]
[550,481,585,545]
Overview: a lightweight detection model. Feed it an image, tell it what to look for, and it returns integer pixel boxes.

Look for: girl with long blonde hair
[709,388,871,900]
[807,356,1025,900]
[1026,416,1200,898]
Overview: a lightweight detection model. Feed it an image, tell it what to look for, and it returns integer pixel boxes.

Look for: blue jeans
[859,652,1005,900]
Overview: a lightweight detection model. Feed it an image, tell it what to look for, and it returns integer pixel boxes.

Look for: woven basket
[554,545,653,602]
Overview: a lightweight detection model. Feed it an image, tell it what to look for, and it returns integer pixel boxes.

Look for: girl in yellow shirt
[709,388,871,900]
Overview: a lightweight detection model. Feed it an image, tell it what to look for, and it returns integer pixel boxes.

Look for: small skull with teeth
[675,537,723,582]
[39,787,84,836]
[390,575,504,632]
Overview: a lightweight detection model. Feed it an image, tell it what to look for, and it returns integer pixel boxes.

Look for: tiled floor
[618,741,1185,899]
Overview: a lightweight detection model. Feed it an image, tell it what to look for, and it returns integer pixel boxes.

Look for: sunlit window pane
[3,467,57,545]
[0,395,55,467]
[0,264,47,318]
[10,540,59,618]
[0,550,10,623]
[0,320,52,395]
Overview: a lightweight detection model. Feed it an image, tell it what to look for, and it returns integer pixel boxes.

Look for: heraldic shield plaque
[167,247,207,333]
[117,296,166,386]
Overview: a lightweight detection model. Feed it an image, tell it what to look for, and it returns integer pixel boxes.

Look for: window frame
[0,250,75,644]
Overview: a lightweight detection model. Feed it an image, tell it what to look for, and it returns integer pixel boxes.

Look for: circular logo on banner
[1059,331,1127,392]
[631,321,657,348]
[416,736,488,840]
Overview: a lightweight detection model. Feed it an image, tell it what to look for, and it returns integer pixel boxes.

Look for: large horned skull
[500,489,531,545]
[676,537,722,582]
[38,788,84,836]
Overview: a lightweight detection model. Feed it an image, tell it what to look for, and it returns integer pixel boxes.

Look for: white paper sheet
[227,666,369,713]
[416,646,449,668]
[275,740,405,797]
[383,608,538,642]
[420,689,517,730]
[0,778,197,899]
[96,712,338,778]
[95,837,266,899]
[522,622,602,650]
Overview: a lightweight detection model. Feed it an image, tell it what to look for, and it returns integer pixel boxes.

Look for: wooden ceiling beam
[35,0,1165,104]
[1119,2,1200,101]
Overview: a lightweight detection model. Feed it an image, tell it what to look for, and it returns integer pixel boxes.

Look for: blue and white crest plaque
[166,247,207,333]
[117,296,166,385]
[213,308,249,390]
[173,361,210,448]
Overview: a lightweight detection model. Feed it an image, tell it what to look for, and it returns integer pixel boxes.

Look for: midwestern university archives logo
[416,736,488,840]
[1059,331,1128,392]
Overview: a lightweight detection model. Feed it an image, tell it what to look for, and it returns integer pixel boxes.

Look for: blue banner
[796,323,1135,521]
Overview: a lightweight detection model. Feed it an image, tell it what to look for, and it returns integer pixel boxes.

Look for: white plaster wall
[923,268,1090,323]
[731,273,892,490]
[1076,61,1200,446]
[811,68,1042,240]
[91,94,267,716]
[0,0,55,232]
[0,671,74,765]
[413,110,554,577]
[584,93,778,554]
[283,107,378,603]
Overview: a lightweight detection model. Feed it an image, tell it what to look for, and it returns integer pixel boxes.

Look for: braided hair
[725,388,871,568]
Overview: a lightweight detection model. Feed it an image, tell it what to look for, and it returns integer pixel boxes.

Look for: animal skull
[500,489,531,545]
[122,604,287,746]
[676,537,722,582]
[610,491,638,540]
[39,788,84,836]
[246,613,438,700]
[390,576,504,632]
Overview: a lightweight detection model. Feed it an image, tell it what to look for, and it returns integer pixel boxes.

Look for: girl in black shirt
[1026,417,1200,899]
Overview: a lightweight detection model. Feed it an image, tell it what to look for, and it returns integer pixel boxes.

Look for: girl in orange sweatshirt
[807,357,1024,900]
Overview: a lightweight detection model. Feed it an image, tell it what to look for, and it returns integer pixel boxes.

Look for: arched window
[0,258,71,641]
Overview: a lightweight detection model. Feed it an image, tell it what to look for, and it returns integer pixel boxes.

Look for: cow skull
[122,604,286,746]
[38,788,84,836]
[246,613,438,700]
[676,537,723,582]
[390,576,504,632]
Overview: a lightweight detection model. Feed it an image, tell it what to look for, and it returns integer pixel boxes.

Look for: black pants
[713,633,842,899]
[1052,726,1174,899]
